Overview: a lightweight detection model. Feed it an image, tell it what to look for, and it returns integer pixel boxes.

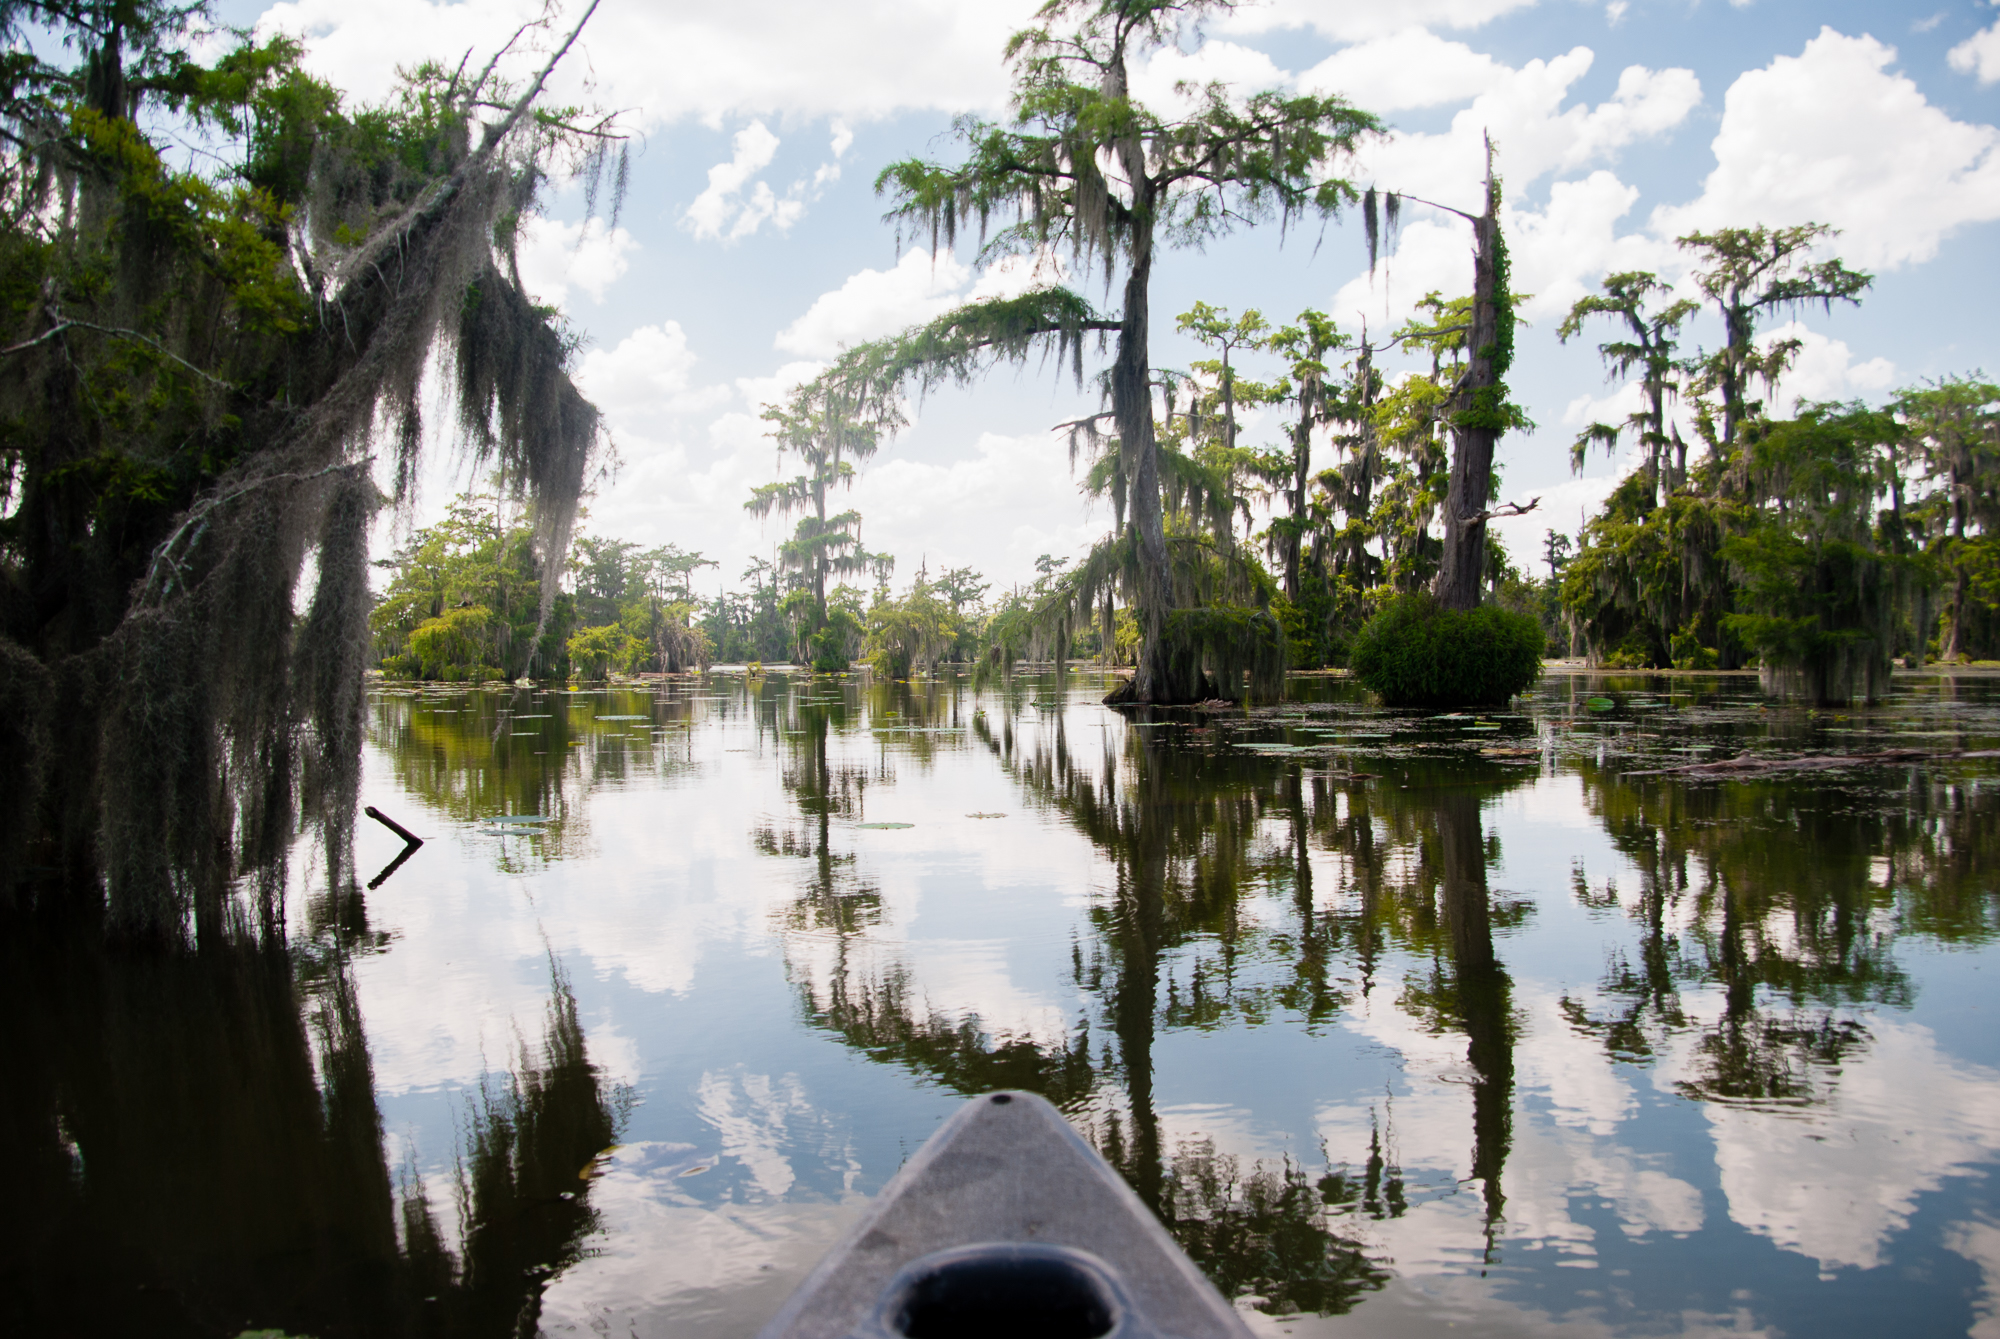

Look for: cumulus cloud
[255,0,1030,128]
[849,429,1117,584]
[575,323,733,428]
[812,120,854,189]
[1652,28,2000,269]
[774,248,1065,359]
[1351,48,1700,205]
[1218,0,1538,44]
[1757,320,1897,417]
[775,251,974,358]
[1334,170,1672,331]
[1127,38,1289,112]
[1324,46,1698,332]
[1950,20,2000,82]
[1297,29,1512,111]
[684,121,807,242]
[515,216,636,309]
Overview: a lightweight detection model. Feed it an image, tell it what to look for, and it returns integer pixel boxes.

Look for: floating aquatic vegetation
[856,822,916,829]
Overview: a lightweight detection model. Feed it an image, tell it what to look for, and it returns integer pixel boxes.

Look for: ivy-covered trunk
[1433,166,1507,613]
[1119,216,1180,702]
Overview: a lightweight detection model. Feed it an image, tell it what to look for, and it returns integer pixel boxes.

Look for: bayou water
[8,666,1999,1338]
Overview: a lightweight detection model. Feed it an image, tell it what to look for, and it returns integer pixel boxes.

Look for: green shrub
[1669,624,1719,670]
[1349,593,1545,707]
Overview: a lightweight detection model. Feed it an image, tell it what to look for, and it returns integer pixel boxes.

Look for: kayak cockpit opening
[884,1244,1120,1339]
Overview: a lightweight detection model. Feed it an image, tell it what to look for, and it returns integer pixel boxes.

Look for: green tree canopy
[840,0,1379,702]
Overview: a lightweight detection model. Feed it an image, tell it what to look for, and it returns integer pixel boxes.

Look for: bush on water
[1350,593,1545,707]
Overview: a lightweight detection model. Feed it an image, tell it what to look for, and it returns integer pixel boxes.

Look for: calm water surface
[11,667,2000,1337]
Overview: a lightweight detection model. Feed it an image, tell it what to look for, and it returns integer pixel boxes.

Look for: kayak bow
[759,1090,1252,1339]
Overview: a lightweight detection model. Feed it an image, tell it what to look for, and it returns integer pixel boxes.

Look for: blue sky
[222,0,2000,599]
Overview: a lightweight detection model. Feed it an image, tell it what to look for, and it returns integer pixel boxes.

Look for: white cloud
[1128,39,1289,113]
[1327,49,1697,315]
[1218,0,1538,44]
[1507,170,1674,318]
[774,248,1064,359]
[730,180,808,241]
[1297,29,1511,111]
[575,324,733,428]
[515,216,636,309]
[1333,171,1670,332]
[255,0,1031,128]
[1653,28,2000,269]
[812,120,855,190]
[1757,320,1897,417]
[1950,20,2000,83]
[1359,50,1698,192]
[734,362,833,416]
[1490,474,1622,565]
[1331,215,1469,332]
[775,250,974,358]
[1561,379,1646,432]
[685,121,799,242]
[848,429,1103,581]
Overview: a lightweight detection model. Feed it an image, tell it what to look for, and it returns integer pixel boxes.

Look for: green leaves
[875,1,1378,281]
[1677,225,1873,450]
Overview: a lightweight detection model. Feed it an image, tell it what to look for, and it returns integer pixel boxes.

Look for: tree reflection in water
[1562,756,2000,1107]
[764,676,1556,1317]
[0,893,625,1338]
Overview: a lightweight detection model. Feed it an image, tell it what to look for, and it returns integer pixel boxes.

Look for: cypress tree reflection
[0,901,624,1338]
[1562,758,1997,1106]
[774,680,1415,1317]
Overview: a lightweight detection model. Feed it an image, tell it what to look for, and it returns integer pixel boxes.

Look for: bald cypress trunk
[1118,198,1185,703]
[1433,168,1504,614]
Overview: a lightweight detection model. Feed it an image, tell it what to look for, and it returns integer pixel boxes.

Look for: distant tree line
[1554,224,1999,701]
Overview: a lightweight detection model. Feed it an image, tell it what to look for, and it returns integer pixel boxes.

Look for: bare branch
[2,316,235,389]
[1462,496,1540,523]
[144,457,375,600]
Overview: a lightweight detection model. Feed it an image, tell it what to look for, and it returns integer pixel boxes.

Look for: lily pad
[1586,697,1616,711]
[966,812,1007,819]
[596,714,650,721]
[483,815,551,824]
[856,822,916,829]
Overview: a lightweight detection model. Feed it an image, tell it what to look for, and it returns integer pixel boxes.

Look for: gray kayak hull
[757,1090,1252,1339]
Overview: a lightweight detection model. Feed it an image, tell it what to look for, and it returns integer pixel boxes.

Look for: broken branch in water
[365,805,424,848]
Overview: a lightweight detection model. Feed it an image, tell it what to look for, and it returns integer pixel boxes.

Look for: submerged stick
[364,805,424,848]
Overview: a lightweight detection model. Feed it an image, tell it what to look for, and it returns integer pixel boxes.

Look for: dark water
[7,667,2000,1338]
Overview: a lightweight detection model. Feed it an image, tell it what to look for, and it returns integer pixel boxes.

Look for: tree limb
[1462,496,1540,523]
[1,316,235,389]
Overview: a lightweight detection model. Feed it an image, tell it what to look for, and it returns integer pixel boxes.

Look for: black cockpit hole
[893,1252,1114,1339]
